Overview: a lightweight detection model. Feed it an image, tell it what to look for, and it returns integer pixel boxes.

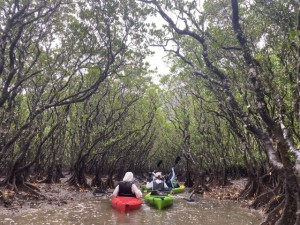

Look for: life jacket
[165,179,173,188]
[118,181,135,197]
[146,175,153,182]
[146,177,152,182]
[153,180,165,191]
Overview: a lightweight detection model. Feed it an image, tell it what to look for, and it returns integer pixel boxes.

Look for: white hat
[123,172,134,182]
[155,172,162,178]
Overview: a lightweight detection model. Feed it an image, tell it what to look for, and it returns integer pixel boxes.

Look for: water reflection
[0,194,261,225]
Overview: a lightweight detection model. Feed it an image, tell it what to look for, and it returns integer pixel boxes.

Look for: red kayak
[111,196,142,212]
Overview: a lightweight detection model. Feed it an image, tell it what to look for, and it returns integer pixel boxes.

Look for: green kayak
[141,184,185,194]
[171,185,185,194]
[145,192,173,210]
[140,184,151,191]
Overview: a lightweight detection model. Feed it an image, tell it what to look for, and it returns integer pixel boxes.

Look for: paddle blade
[157,160,163,168]
[184,198,195,202]
[93,188,107,196]
[174,156,181,165]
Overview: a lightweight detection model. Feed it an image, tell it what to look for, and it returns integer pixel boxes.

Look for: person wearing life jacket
[112,172,142,198]
[165,167,180,188]
[146,172,168,191]
[146,171,154,182]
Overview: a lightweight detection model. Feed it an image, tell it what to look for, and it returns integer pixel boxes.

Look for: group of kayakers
[112,168,179,199]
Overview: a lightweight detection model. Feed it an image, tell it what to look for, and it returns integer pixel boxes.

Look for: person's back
[164,175,173,188]
[118,181,135,197]
[146,172,153,182]
[152,172,168,191]
[153,179,165,191]
[165,167,180,188]
[112,172,142,198]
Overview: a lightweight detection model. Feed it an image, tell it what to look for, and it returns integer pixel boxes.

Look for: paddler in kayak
[165,167,180,188]
[146,172,169,191]
[112,172,143,198]
[146,171,155,182]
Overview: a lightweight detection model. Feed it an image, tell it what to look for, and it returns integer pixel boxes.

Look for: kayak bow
[145,192,173,210]
[111,196,142,212]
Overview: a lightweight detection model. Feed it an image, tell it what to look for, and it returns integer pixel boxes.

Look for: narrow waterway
[0,194,261,225]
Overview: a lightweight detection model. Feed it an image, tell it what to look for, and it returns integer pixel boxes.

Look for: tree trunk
[274,173,299,225]
[68,164,90,189]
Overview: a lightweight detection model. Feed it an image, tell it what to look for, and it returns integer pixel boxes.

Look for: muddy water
[0,195,261,225]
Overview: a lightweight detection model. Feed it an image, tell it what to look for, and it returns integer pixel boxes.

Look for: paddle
[174,156,181,167]
[185,190,195,202]
[93,174,145,197]
[167,156,181,187]
[145,189,171,194]
[171,190,195,202]
[172,195,195,202]
[149,190,171,196]
[166,156,181,176]
[93,188,112,196]
[134,176,144,182]
[150,160,163,178]
[157,160,163,168]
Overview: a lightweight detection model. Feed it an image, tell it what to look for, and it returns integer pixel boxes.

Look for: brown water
[0,194,261,225]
